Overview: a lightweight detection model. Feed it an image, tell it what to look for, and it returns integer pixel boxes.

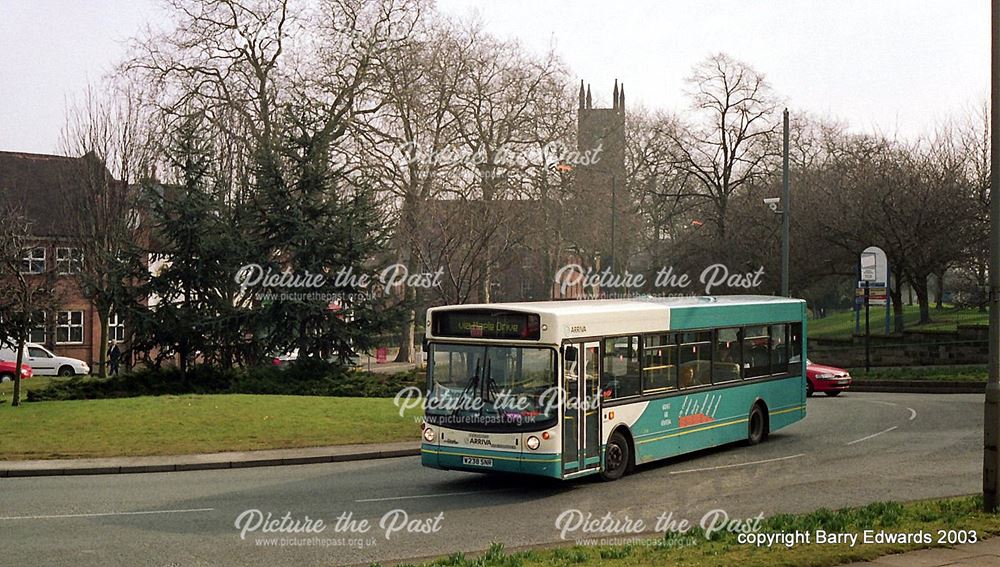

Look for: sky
[0,0,989,155]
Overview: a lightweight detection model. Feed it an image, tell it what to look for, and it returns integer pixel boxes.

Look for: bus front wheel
[601,430,630,481]
[747,404,768,445]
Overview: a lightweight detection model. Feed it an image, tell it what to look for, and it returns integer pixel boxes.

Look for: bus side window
[713,328,741,384]
[771,324,788,374]
[679,332,711,388]
[743,325,770,378]
[641,333,677,393]
[602,336,640,399]
[788,323,803,374]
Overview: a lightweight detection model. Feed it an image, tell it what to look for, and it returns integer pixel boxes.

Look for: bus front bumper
[421,444,563,479]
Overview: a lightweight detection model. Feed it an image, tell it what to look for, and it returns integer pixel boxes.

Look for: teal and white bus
[420,296,806,481]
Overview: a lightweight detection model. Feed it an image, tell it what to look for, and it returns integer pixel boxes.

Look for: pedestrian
[108,342,121,376]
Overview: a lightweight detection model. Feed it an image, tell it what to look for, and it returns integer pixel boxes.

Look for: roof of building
[0,150,115,238]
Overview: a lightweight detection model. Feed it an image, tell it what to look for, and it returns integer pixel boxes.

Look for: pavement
[841,538,1000,566]
[0,440,421,477]
[0,393,984,567]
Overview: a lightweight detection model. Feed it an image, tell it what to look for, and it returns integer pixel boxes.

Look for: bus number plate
[462,457,493,467]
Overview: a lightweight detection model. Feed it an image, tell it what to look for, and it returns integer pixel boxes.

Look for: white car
[0,343,90,376]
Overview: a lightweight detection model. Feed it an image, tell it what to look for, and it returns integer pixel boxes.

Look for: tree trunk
[11,335,25,407]
[935,268,946,310]
[395,304,415,364]
[178,347,188,379]
[394,194,419,363]
[977,261,988,313]
[97,305,109,378]
[912,274,931,325]
[891,268,905,334]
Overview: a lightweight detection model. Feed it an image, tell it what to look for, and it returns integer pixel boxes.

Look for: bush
[26,362,424,402]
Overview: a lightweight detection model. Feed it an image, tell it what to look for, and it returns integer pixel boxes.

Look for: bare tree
[667,53,780,240]
[446,22,569,302]
[60,84,152,377]
[0,207,60,406]
[355,15,463,361]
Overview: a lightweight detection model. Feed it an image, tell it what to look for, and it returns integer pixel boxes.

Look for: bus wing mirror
[564,346,578,362]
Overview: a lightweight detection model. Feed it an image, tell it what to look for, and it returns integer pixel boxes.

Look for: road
[0,393,982,566]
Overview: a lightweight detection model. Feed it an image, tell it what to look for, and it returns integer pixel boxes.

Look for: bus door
[562,342,601,474]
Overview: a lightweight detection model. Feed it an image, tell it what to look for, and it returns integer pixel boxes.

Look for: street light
[782,108,790,298]
[763,109,791,298]
[984,0,1000,513]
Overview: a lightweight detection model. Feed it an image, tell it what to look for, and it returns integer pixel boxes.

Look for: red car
[806,359,851,397]
[0,360,33,382]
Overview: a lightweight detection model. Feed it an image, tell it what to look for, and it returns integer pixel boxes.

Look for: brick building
[0,151,130,369]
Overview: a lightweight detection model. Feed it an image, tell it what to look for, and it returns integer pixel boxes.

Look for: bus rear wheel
[601,430,630,481]
[747,404,768,445]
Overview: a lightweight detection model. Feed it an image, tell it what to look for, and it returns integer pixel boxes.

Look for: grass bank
[848,365,987,382]
[810,305,987,340]
[0,394,421,460]
[0,375,62,400]
[395,496,1000,567]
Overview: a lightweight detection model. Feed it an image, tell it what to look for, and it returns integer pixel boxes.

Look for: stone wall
[807,325,988,367]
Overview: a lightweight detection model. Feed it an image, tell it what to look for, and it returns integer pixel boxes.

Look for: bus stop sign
[860,246,887,283]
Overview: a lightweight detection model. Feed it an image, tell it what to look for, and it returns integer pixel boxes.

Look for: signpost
[858,246,889,373]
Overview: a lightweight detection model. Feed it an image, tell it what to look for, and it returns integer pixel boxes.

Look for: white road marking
[857,398,916,421]
[356,489,514,503]
[846,426,898,446]
[860,400,898,407]
[667,453,806,475]
[0,507,215,521]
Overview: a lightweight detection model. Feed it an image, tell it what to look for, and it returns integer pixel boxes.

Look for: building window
[641,333,677,393]
[29,312,46,343]
[679,331,712,388]
[743,325,771,378]
[602,336,640,399]
[21,247,45,274]
[109,312,126,342]
[56,311,84,344]
[56,247,83,274]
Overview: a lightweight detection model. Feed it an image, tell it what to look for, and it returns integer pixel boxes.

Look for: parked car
[806,359,852,397]
[0,343,89,376]
[270,348,362,369]
[0,360,33,382]
[271,349,300,368]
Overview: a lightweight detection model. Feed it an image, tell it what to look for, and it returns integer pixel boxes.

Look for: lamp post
[764,110,791,298]
[611,173,617,274]
[782,108,790,297]
[984,0,1000,513]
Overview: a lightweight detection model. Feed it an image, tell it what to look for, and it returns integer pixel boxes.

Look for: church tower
[575,79,627,272]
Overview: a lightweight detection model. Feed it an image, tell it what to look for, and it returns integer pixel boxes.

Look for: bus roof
[431,295,801,315]
[426,296,805,343]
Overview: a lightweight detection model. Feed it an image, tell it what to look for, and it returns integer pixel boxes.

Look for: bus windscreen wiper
[453,358,481,417]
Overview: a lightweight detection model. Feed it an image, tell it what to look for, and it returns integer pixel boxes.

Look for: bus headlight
[526,436,540,450]
[423,427,436,442]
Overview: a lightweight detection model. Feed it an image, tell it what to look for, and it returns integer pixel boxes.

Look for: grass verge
[848,365,987,382]
[388,496,1000,567]
[0,394,421,460]
[0,375,63,400]
[809,305,987,340]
